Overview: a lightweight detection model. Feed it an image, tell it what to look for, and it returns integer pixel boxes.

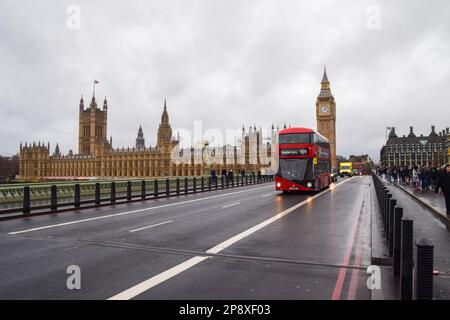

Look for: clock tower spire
[316,66,337,168]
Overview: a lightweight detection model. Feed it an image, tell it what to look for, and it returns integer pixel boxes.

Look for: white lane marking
[8,185,272,235]
[129,220,173,233]
[109,178,352,300]
[221,202,240,209]
[261,193,274,198]
[108,256,209,300]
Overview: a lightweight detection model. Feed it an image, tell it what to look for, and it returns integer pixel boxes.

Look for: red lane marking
[331,188,366,300]
[347,211,366,300]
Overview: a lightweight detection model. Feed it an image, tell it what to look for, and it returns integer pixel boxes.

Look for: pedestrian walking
[211,168,216,184]
[435,164,450,216]
[431,166,439,190]
[228,170,234,184]
[412,166,419,190]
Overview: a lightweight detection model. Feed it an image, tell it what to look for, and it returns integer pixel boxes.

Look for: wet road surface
[0,176,373,299]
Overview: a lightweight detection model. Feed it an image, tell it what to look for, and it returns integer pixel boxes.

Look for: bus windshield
[279,158,314,181]
[279,133,311,144]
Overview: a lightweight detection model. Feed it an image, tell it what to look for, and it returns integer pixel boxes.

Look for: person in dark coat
[228,170,234,184]
[435,164,450,215]
[430,166,439,190]
[211,168,216,184]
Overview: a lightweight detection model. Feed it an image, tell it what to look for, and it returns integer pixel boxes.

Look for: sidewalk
[384,184,450,300]
[393,182,449,228]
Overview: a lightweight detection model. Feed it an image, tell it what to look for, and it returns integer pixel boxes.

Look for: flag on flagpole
[94,80,99,84]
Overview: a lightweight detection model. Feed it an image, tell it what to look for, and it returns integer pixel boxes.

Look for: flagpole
[93,80,95,98]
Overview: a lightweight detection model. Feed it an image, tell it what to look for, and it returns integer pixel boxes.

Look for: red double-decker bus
[275,127,332,192]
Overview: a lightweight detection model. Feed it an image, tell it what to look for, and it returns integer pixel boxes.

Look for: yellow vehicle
[340,162,353,177]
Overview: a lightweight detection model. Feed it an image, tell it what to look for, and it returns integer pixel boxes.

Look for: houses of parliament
[19,69,337,181]
[19,96,275,181]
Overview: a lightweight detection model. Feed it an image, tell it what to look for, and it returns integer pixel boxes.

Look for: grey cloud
[0,0,449,161]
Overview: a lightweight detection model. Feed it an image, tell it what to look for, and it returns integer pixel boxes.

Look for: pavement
[384,184,450,300]
[392,182,449,227]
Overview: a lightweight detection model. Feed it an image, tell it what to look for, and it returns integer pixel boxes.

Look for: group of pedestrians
[210,168,257,184]
[377,165,441,191]
[377,164,450,216]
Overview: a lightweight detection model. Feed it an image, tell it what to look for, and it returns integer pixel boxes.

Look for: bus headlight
[276,182,281,188]
[307,182,313,188]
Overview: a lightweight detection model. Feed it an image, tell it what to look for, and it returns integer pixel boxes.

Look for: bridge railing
[371,171,434,300]
[0,174,274,217]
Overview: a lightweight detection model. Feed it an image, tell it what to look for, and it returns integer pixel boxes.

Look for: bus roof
[279,127,329,143]
[279,127,315,134]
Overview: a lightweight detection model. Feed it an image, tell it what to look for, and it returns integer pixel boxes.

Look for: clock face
[320,105,329,113]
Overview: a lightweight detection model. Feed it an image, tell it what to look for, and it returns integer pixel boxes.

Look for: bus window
[279,158,314,181]
[279,133,311,144]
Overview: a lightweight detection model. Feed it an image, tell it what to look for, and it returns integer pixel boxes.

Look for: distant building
[349,154,371,164]
[380,126,449,168]
[0,155,19,181]
[19,94,275,181]
[447,130,450,164]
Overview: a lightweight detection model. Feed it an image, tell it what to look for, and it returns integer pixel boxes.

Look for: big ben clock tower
[316,67,337,168]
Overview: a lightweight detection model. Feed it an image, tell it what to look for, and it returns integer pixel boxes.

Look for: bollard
[416,238,434,300]
[215,176,218,189]
[385,193,392,236]
[141,180,146,199]
[208,176,212,191]
[221,176,225,189]
[74,184,81,208]
[95,183,101,206]
[176,178,180,195]
[154,179,159,197]
[388,198,397,256]
[382,188,387,220]
[193,177,197,193]
[201,177,204,191]
[23,186,30,214]
[127,181,132,201]
[237,175,239,186]
[50,185,57,211]
[400,218,414,300]
[166,179,170,196]
[184,177,188,194]
[111,182,116,204]
[246,175,248,185]
[393,207,403,276]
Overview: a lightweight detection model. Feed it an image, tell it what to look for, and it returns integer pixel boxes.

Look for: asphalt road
[0,176,373,300]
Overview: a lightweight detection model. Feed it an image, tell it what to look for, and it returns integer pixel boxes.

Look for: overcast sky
[0,0,449,161]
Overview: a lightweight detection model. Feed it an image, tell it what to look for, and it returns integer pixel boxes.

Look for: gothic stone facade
[316,68,337,168]
[19,97,274,181]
